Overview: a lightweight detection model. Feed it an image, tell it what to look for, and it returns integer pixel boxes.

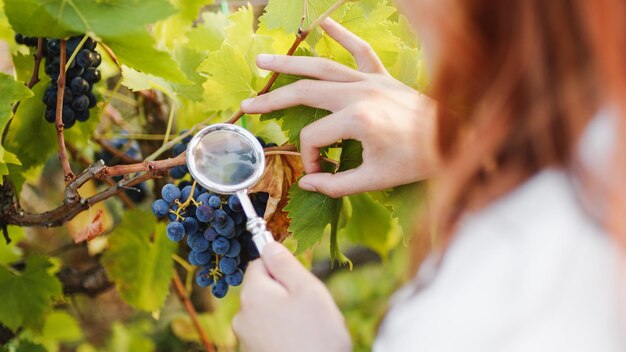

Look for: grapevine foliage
[0,0,425,349]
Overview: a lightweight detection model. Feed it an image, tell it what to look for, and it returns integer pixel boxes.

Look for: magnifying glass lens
[191,130,259,187]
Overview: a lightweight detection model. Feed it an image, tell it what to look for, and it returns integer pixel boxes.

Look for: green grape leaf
[338,139,363,171]
[342,193,393,257]
[102,209,177,312]
[260,0,337,34]
[4,81,56,189]
[185,12,229,53]
[0,226,24,265]
[105,31,189,84]
[3,0,176,38]
[285,184,341,253]
[0,256,62,331]
[154,0,209,49]
[260,71,330,147]
[390,46,422,89]
[386,182,427,243]
[108,321,155,352]
[0,72,32,128]
[316,0,401,68]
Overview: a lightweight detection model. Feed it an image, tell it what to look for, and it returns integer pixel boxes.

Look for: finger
[261,242,314,293]
[240,79,344,114]
[319,18,386,74]
[256,54,364,82]
[298,167,375,198]
[299,109,359,174]
[240,259,286,300]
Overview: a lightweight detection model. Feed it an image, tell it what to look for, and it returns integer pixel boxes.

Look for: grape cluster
[95,138,148,203]
[152,181,268,298]
[15,34,101,128]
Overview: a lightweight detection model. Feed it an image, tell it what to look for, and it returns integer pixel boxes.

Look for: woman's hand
[233,242,352,352]
[241,18,438,198]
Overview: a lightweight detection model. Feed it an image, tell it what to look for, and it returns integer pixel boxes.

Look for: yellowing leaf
[260,0,338,34]
[102,209,177,311]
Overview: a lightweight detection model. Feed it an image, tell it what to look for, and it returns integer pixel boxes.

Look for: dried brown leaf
[73,210,105,243]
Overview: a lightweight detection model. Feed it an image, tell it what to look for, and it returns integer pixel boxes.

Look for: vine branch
[172,272,215,352]
[226,0,347,124]
[54,40,75,184]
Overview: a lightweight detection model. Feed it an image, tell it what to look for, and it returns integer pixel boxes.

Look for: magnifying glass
[186,123,274,253]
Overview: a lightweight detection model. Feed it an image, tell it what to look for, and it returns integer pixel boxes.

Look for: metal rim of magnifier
[186,123,266,195]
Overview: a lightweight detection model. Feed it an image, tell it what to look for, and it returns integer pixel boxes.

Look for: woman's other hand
[241,18,438,198]
[232,242,352,352]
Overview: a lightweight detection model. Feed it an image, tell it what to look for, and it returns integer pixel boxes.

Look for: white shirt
[375,113,626,351]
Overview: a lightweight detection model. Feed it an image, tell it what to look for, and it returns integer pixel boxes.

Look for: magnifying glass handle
[236,190,275,253]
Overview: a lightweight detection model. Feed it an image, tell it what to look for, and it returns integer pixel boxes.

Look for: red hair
[416,0,626,254]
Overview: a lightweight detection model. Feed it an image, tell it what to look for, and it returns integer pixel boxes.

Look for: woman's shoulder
[376,169,625,351]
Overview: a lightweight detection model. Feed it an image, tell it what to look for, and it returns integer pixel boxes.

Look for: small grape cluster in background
[94,138,148,203]
[15,34,101,128]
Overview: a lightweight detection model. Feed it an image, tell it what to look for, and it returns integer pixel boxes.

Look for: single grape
[83,37,97,51]
[169,165,187,179]
[212,236,230,255]
[232,211,245,225]
[62,106,76,128]
[92,51,102,67]
[212,278,229,298]
[219,257,238,275]
[151,199,169,218]
[196,204,215,223]
[161,183,181,203]
[228,195,243,212]
[172,143,187,156]
[224,239,241,258]
[75,110,90,122]
[188,250,203,266]
[47,39,60,56]
[70,77,90,95]
[66,65,84,79]
[204,228,218,241]
[14,33,25,45]
[187,232,210,252]
[225,269,244,286]
[87,92,97,108]
[180,185,198,201]
[66,36,83,54]
[76,49,95,68]
[71,95,90,111]
[83,67,101,83]
[166,222,185,241]
[196,269,214,287]
[208,195,222,208]
[182,217,199,234]
[194,250,212,265]
[213,209,227,226]
[44,107,56,123]
[196,192,211,205]
[215,216,235,238]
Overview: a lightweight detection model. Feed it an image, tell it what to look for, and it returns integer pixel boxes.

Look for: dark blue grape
[76,49,95,68]
[172,143,187,156]
[161,183,181,203]
[182,217,199,234]
[180,185,198,201]
[194,250,212,266]
[47,39,60,55]
[196,269,214,287]
[228,195,242,212]
[181,130,192,144]
[212,278,229,298]
[87,92,97,108]
[188,250,203,266]
[219,257,238,275]
[197,192,211,205]
[208,195,221,208]
[166,222,185,241]
[225,239,241,258]
[225,269,244,286]
[187,232,210,252]
[266,142,278,147]
[215,216,235,238]
[83,37,97,51]
[44,107,56,123]
[213,209,227,226]
[71,95,90,111]
[70,77,90,95]
[169,165,187,179]
[66,65,84,79]
[152,199,169,218]
[232,211,245,225]
[75,110,90,122]
[62,106,76,128]
[92,51,102,67]
[196,204,215,223]
[204,228,218,242]
[83,67,101,83]
[212,236,230,255]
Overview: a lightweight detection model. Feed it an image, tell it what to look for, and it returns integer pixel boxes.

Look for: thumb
[261,241,310,292]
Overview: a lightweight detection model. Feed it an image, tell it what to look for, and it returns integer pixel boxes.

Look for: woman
[233,0,626,350]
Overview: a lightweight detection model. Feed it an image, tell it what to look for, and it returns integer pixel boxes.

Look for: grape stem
[225,0,348,125]
[54,40,75,184]
[171,272,215,352]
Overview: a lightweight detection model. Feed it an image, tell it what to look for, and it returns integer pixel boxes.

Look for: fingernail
[299,181,317,192]
[257,54,274,65]
[241,98,254,109]
[262,242,285,257]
